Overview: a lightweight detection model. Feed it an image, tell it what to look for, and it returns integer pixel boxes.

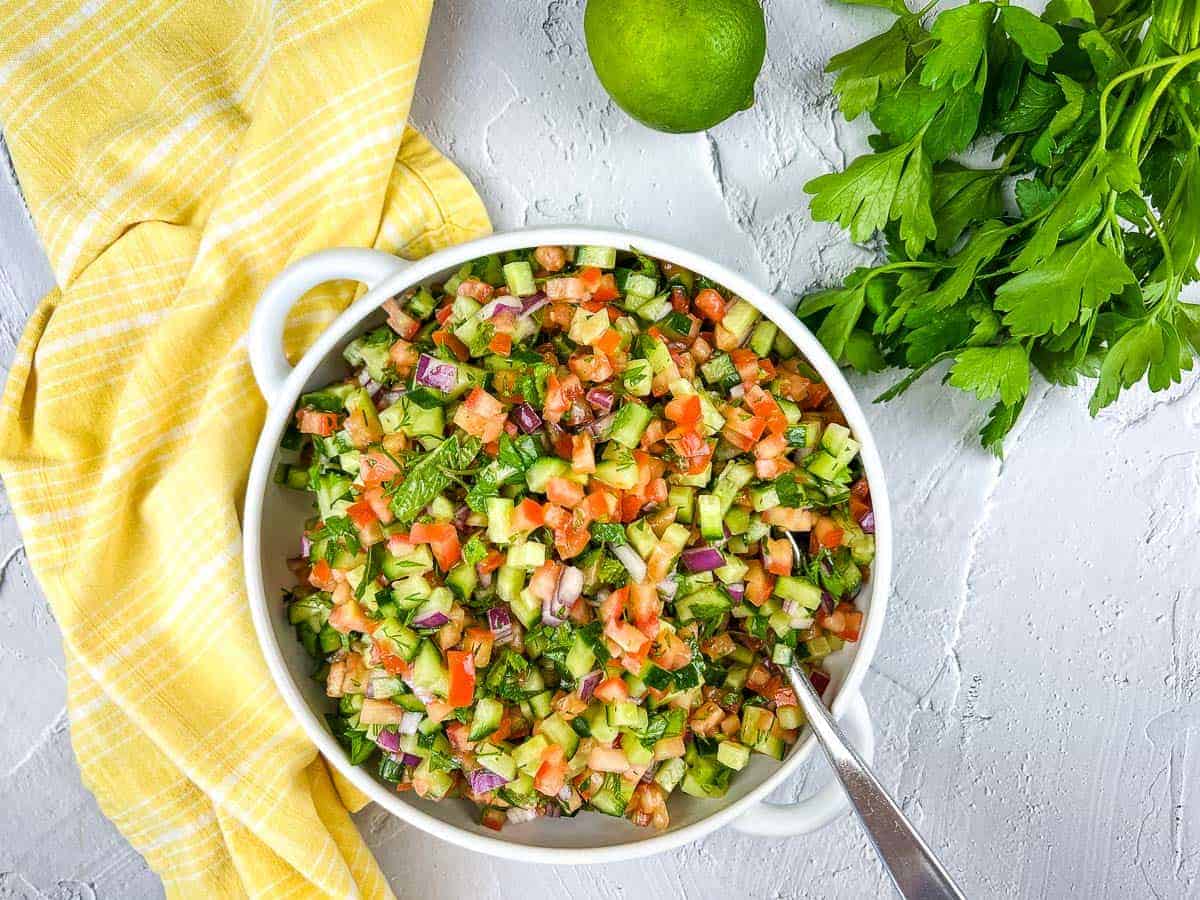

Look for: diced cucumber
[712,461,754,513]
[565,633,597,679]
[655,757,687,793]
[445,562,477,601]
[589,775,634,816]
[623,271,659,300]
[379,397,445,437]
[717,740,752,771]
[486,497,515,544]
[669,485,696,523]
[475,742,518,781]
[609,402,653,449]
[525,457,574,493]
[749,484,780,512]
[739,706,775,746]
[512,734,550,776]
[681,756,731,798]
[627,518,657,558]
[674,586,733,623]
[469,696,505,741]
[577,245,617,268]
[539,712,581,759]
[593,451,639,490]
[723,505,751,536]
[642,335,673,374]
[749,320,778,358]
[585,704,618,745]
[496,565,526,605]
[510,588,542,629]
[569,307,609,346]
[820,422,852,455]
[412,587,453,627]
[622,358,652,396]
[719,298,761,346]
[606,701,648,730]
[773,576,823,611]
[412,757,456,799]
[714,554,748,585]
[506,540,546,570]
[503,260,536,296]
[697,494,725,541]
[623,734,655,767]
[410,639,449,699]
[700,352,739,388]
[373,617,420,661]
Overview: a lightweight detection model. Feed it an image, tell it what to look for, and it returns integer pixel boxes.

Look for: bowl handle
[730,692,876,837]
[248,248,409,404]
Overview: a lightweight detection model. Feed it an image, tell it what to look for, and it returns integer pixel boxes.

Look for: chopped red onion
[540,802,562,818]
[541,594,568,627]
[375,729,402,752]
[467,768,511,794]
[557,566,584,607]
[819,591,835,616]
[577,670,603,700]
[512,403,543,434]
[411,610,450,628]
[487,606,514,644]
[454,505,472,528]
[613,544,647,583]
[415,353,457,392]
[681,546,725,573]
[398,711,423,735]
[480,298,522,319]
[300,535,312,559]
[562,398,594,427]
[727,582,746,603]
[586,412,616,440]
[402,752,422,767]
[520,292,548,316]
[640,762,660,783]
[506,806,539,824]
[809,668,831,697]
[657,578,678,599]
[557,785,575,802]
[860,510,875,534]
[585,387,615,413]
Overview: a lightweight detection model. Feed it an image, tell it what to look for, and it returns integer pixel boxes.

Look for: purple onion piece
[541,594,568,627]
[520,291,548,315]
[726,582,746,603]
[300,534,312,559]
[585,387,615,413]
[681,546,725,573]
[562,398,593,427]
[576,670,603,700]
[415,353,457,392]
[398,711,423,735]
[540,802,562,818]
[512,403,543,434]
[454,505,472,529]
[375,729,402,752]
[468,768,511,794]
[818,591,836,617]
[860,510,875,534]
[402,752,422,767]
[411,610,451,629]
[482,298,522,319]
[586,412,616,440]
[641,762,660,783]
[487,606,514,641]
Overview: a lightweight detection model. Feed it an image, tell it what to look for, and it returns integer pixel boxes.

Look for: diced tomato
[457,279,494,301]
[764,538,793,576]
[546,277,587,300]
[813,516,844,549]
[775,371,812,403]
[849,494,871,523]
[529,561,564,602]
[578,266,604,291]
[480,807,506,831]
[553,522,590,560]
[569,352,614,383]
[388,339,419,377]
[564,436,594,478]
[489,332,513,354]
[477,549,505,575]
[296,408,339,436]
[730,348,760,385]
[424,699,455,724]
[510,499,543,535]
[464,386,505,418]
[599,586,627,624]
[543,373,584,424]
[693,288,726,322]
[593,676,630,703]
[754,432,788,460]
[462,626,495,668]
[666,430,713,475]
[722,405,766,451]
[432,328,469,362]
[581,489,615,521]
[592,273,619,302]
[361,486,394,525]
[533,743,567,796]
[435,303,455,325]
[409,522,462,571]
[744,384,788,435]
[383,298,421,339]
[755,456,794,479]
[664,394,701,431]
[650,629,692,671]
[804,381,832,410]
[745,559,775,607]
[359,451,400,488]
[446,650,476,707]
[594,328,622,355]
[328,597,375,634]
[308,558,335,590]
[628,582,659,625]
[544,477,582,507]
[453,387,507,443]
[851,477,870,499]
[764,506,814,530]
[347,498,379,530]
[839,608,864,642]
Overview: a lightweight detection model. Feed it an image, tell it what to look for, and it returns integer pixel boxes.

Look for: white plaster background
[0,2,1197,898]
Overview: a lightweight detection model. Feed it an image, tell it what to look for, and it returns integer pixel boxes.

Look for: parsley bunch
[803,0,1200,453]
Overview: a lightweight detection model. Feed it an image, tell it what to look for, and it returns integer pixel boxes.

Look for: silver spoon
[780,531,965,900]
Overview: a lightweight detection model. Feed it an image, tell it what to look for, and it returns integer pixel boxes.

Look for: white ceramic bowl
[244,227,892,863]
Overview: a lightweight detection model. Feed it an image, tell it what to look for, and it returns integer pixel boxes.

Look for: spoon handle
[786,668,966,900]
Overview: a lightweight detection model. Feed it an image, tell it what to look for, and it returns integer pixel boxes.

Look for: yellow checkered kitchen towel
[0,1,489,896]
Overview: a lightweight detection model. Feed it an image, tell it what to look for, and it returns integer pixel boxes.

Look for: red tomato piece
[446,650,476,707]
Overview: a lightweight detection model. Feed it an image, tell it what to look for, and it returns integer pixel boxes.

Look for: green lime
[584,0,766,134]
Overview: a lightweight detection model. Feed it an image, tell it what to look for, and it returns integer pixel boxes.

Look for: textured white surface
[1,1,1199,898]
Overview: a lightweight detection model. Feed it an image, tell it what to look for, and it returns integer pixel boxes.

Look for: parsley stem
[1098,49,1200,147]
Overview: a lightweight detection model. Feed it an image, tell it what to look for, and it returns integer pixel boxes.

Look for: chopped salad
[277,244,875,831]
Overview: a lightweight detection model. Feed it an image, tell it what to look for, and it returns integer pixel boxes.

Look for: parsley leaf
[999,6,1063,66]
[920,2,993,92]
[826,14,921,121]
[947,343,1031,407]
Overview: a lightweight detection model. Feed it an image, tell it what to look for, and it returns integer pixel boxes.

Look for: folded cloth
[0,1,489,896]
